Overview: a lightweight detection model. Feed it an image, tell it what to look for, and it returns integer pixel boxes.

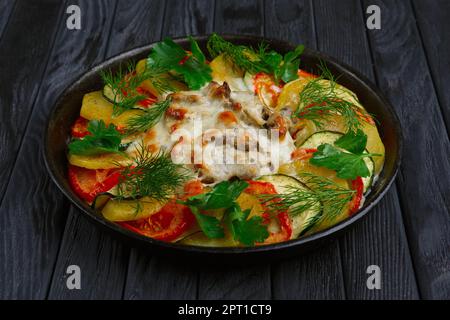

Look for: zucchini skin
[299,130,375,192]
[258,174,322,238]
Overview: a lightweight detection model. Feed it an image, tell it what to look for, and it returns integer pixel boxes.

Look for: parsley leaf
[147,37,212,90]
[278,45,305,83]
[179,180,249,240]
[68,120,124,156]
[189,206,225,239]
[310,144,374,179]
[226,204,269,246]
[334,129,367,154]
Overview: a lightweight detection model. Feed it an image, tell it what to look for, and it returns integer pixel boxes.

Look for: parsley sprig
[179,180,269,245]
[68,120,125,156]
[310,129,381,180]
[147,36,212,90]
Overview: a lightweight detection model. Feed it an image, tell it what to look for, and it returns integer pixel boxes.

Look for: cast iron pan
[44,35,402,264]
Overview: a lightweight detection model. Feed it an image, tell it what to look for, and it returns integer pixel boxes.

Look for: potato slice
[80,91,143,128]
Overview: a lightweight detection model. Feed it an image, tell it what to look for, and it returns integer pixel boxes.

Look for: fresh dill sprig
[260,173,355,229]
[115,144,191,201]
[126,98,171,134]
[207,33,304,84]
[294,64,372,133]
[100,63,146,116]
[207,33,269,74]
[100,62,174,116]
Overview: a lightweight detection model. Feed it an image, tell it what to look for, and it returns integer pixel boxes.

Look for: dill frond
[126,98,171,134]
[115,144,191,201]
[294,64,372,132]
[259,173,355,227]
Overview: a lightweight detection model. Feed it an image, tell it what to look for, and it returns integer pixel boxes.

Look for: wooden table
[0,0,449,300]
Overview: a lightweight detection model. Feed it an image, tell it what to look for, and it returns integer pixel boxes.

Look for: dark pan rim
[44,34,403,256]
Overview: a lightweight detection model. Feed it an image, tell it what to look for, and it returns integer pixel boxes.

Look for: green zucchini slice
[300,131,374,192]
[258,174,322,238]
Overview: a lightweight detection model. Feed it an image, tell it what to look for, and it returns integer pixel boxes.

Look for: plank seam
[0,0,18,44]
[359,0,422,299]
[409,0,450,138]
[0,0,68,208]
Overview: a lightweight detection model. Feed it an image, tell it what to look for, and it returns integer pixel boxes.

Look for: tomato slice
[297,69,318,79]
[119,202,195,242]
[349,177,364,215]
[245,180,293,244]
[71,117,89,138]
[68,165,121,203]
[119,180,204,242]
[136,86,157,108]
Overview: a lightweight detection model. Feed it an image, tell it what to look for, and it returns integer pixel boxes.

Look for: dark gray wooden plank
[163,0,214,37]
[0,0,66,300]
[313,0,419,299]
[48,0,168,299]
[272,245,346,300]
[214,0,263,35]
[266,0,346,300]
[0,0,123,300]
[363,0,450,299]
[123,0,213,300]
[193,0,271,300]
[124,252,198,300]
[412,0,450,132]
[0,0,63,201]
[0,0,16,40]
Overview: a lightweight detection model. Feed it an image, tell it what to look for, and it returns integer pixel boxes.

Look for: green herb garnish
[310,130,380,180]
[147,36,212,90]
[260,173,356,231]
[68,120,124,156]
[225,204,269,246]
[116,144,191,201]
[207,33,304,84]
[126,98,171,134]
[294,64,372,133]
[179,180,269,245]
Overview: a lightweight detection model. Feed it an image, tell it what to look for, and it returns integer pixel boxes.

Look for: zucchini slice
[101,197,166,222]
[102,85,119,104]
[258,174,322,238]
[300,131,374,192]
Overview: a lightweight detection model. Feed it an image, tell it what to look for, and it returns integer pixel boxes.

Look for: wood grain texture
[214,0,263,35]
[0,0,63,200]
[48,0,167,299]
[272,245,346,300]
[0,0,66,299]
[0,0,123,300]
[412,0,450,131]
[124,250,198,300]
[265,0,346,300]
[314,0,419,299]
[120,0,202,300]
[0,0,16,40]
[163,0,214,37]
[363,0,450,299]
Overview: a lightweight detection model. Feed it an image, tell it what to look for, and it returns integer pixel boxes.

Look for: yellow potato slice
[80,91,143,128]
